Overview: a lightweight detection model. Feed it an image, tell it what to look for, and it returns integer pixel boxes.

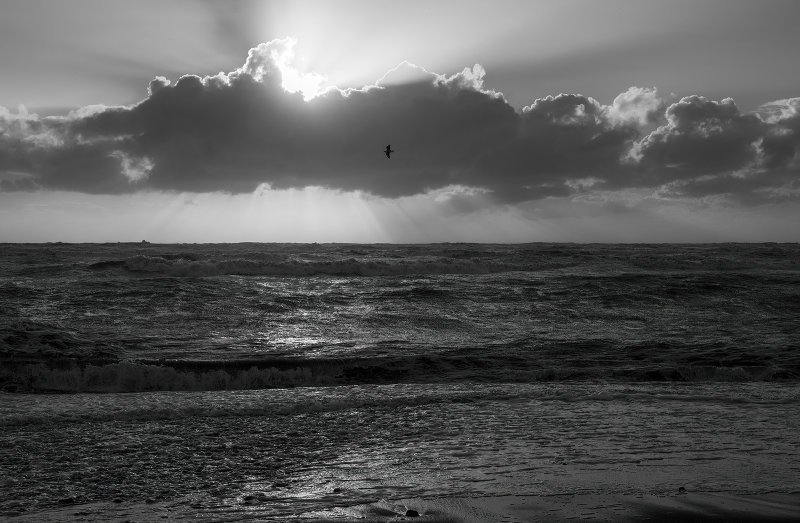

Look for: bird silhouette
[384,144,394,159]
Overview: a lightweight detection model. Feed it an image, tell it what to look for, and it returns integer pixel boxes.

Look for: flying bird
[385,144,394,159]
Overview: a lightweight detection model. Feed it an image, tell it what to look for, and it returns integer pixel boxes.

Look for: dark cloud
[1,40,798,204]
[626,96,800,200]
[632,96,763,175]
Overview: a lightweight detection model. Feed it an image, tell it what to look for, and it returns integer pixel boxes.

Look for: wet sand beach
[9,492,799,522]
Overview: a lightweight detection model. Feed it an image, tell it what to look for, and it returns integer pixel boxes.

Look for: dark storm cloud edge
[1,38,799,204]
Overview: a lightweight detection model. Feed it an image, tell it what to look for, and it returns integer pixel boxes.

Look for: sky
[1,0,799,242]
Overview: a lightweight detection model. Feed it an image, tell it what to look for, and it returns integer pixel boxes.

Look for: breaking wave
[1,355,795,396]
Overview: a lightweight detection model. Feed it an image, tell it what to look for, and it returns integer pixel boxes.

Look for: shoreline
[8,492,799,522]
[333,492,800,522]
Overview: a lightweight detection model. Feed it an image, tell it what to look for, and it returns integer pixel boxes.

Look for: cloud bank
[1,38,799,204]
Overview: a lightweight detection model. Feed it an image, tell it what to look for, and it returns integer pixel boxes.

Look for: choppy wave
[0,384,515,426]
[6,243,800,279]
[88,255,524,277]
[3,381,797,427]
[3,243,800,398]
[0,282,36,299]
[0,319,119,361]
[1,354,796,396]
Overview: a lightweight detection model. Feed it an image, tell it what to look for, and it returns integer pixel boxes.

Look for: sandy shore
[12,491,798,522]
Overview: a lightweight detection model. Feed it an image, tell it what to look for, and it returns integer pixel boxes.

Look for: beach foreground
[381,492,800,522]
[3,382,800,521]
[9,492,800,522]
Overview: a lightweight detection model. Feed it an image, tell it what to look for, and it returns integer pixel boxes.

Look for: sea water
[1,243,799,520]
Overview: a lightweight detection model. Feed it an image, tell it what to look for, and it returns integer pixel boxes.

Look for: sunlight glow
[271,37,327,100]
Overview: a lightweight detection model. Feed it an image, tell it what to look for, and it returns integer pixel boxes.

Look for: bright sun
[271,37,327,100]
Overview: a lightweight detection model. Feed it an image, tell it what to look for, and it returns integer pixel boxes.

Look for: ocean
[1,243,799,521]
